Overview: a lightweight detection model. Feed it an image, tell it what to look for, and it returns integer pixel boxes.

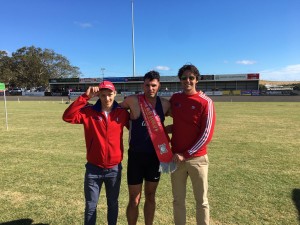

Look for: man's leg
[84,163,103,225]
[187,155,209,225]
[144,181,159,225]
[171,162,188,225]
[126,184,143,225]
[105,164,122,225]
[126,150,145,225]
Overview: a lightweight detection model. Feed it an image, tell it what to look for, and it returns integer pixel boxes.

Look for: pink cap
[99,81,115,91]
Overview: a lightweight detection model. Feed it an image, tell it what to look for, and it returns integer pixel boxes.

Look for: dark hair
[143,70,160,82]
[178,64,200,81]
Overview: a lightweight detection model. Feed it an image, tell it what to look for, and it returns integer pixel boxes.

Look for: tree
[0,51,16,86]
[0,46,81,89]
[259,84,267,91]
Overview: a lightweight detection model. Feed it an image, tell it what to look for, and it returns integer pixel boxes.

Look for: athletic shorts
[127,150,161,185]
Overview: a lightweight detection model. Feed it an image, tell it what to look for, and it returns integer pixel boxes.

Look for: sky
[1,0,300,81]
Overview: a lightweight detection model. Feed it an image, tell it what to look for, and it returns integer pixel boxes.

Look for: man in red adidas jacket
[63,81,129,225]
[170,64,216,225]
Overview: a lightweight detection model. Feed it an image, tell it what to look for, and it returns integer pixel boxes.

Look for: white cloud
[259,64,300,81]
[1,50,11,56]
[236,60,257,65]
[155,66,171,71]
[74,21,93,28]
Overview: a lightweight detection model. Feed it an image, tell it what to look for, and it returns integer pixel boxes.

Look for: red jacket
[62,94,129,168]
[170,91,216,159]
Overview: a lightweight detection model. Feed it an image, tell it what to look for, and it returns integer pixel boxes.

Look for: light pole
[131,0,136,77]
[101,68,105,81]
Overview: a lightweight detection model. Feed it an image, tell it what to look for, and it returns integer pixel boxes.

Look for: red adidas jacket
[170,91,216,159]
[62,94,129,168]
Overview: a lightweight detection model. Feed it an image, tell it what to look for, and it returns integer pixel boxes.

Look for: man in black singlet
[120,71,170,225]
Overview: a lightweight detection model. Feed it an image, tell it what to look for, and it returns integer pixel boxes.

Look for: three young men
[63,64,216,225]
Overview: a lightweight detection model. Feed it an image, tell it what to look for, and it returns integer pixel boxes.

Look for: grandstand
[48,73,260,97]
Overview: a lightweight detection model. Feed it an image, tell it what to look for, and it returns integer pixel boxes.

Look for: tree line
[0,46,81,90]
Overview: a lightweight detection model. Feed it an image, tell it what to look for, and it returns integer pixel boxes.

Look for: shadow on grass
[0,219,49,225]
[292,189,300,222]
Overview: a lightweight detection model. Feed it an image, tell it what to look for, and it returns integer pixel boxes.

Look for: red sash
[138,95,173,163]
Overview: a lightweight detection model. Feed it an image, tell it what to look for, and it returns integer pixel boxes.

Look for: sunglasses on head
[180,75,196,81]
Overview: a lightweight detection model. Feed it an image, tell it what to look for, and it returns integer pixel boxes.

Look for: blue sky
[1,0,299,81]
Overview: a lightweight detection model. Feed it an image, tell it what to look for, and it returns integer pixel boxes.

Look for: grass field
[0,100,299,225]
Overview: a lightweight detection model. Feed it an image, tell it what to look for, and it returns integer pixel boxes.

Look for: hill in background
[259,80,300,86]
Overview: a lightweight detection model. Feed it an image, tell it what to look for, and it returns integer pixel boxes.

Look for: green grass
[0,100,299,224]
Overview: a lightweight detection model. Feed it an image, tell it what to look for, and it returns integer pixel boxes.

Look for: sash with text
[138,95,176,173]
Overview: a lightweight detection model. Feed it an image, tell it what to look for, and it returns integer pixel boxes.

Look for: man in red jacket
[62,81,129,225]
[169,64,216,225]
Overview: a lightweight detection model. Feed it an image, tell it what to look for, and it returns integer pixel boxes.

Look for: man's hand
[164,124,172,134]
[86,86,100,98]
[172,153,185,163]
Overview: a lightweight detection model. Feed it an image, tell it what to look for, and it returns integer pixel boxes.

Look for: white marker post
[0,83,8,130]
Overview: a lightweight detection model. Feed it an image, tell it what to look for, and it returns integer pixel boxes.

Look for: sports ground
[0,95,299,224]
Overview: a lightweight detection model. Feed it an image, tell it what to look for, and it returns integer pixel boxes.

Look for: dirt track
[2,95,300,102]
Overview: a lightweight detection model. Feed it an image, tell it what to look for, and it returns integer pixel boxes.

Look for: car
[9,88,22,95]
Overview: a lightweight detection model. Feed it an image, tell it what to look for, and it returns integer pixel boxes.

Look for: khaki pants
[171,155,209,225]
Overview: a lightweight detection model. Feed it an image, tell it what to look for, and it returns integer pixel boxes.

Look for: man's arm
[119,95,141,120]
[183,100,216,159]
[62,87,98,124]
[160,97,171,116]
[119,95,131,109]
[161,97,172,132]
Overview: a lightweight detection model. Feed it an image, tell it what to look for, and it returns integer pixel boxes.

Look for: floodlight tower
[101,68,105,80]
[131,0,136,77]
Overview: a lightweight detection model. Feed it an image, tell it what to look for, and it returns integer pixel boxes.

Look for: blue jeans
[84,162,122,225]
